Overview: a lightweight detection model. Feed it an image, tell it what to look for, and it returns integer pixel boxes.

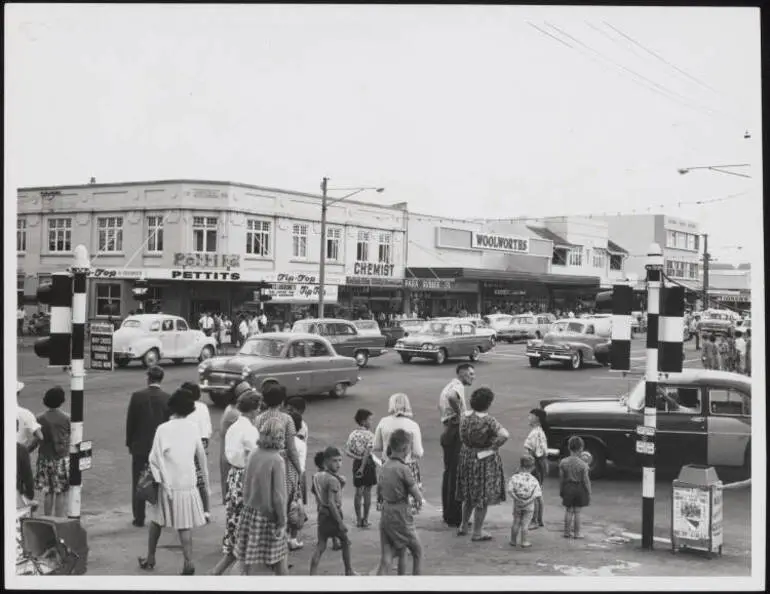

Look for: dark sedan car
[380,318,426,347]
[539,369,751,478]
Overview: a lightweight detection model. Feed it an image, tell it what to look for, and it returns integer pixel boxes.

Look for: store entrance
[191,299,222,323]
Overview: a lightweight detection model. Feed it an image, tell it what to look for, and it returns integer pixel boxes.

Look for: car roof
[125,314,182,321]
[246,332,325,342]
[292,318,354,324]
[645,369,752,392]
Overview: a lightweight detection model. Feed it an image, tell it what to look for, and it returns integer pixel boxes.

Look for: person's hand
[414,497,424,511]
[274,525,285,539]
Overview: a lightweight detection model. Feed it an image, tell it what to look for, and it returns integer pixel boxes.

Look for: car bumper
[199,376,241,393]
[525,350,573,361]
[113,351,137,360]
[395,347,439,359]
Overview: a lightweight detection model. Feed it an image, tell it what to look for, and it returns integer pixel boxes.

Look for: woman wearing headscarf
[456,387,509,541]
[139,387,210,575]
[233,417,289,575]
[220,383,254,505]
[373,393,424,508]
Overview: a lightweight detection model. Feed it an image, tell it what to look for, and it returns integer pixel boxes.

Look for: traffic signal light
[259,288,272,302]
[34,272,73,366]
[132,279,149,301]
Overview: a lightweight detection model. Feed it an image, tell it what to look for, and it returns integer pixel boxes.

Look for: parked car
[394,319,494,365]
[380,318,425,347]
[497,314,554,343]
[291,318,387,367]
[697,309,735,336]
[539,369,751,478]
[198,333,360,407]
[525,318,611,370]
[112,314,218,368]
[482,313,514,332]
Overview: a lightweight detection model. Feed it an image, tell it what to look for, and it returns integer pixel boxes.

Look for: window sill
[17,252,26,256]
[97,252,126,256]
[43,252,74,257]
[244,255,274,261]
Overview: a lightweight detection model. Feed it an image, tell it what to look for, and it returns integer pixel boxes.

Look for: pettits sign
[471,233,529,253]
[173,253,241,268]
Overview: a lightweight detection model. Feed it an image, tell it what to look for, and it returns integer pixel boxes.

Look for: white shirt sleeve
[199,402,212,440]
[410,420,424,459]
[295,437,307,473]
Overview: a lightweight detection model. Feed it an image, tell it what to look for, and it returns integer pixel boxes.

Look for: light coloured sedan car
[113,314,217,368]
[497,314,555,343]
[483,313,514,331]
[394,319,494,365]
[198,333,361,407]
[435,317,497,347]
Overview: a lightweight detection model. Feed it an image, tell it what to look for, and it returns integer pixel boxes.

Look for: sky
[5,4,763,265]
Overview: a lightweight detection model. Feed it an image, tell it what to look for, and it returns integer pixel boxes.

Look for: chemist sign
[89,321,114,371]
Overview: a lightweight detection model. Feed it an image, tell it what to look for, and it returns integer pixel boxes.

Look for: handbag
[288,492,306,531]
[136,466,159,506]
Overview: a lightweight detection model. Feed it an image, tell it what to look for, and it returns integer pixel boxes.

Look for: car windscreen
[239,338,287,358]
[401,320,424,328]
[421,322,450,335]
[121,320,142,328]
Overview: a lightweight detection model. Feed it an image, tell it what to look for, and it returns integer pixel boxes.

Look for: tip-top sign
[471,232,530,254]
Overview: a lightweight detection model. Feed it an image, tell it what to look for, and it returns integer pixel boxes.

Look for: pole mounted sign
[89,321,114,371]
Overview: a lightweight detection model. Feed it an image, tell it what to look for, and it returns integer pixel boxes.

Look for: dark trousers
[694,332,700,350]
[131,453,149,523]
[440,422,463,527]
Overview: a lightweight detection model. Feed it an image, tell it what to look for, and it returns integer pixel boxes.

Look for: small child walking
[376,429,423,575]
[507,455,542,547]
[309,447,357,576]
[344,408,377,528]
[523,408,548,530]
[558,436,592,539]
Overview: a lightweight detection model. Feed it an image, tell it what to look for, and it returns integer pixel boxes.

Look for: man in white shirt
[17,382,43,451]
[248,314,260,337]
[238,317,249,347]
[199,312,214,337]
[734,330,747,374]
[438,364,475,528]
[259,312,268,331]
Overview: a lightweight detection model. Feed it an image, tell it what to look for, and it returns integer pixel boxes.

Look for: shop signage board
[471,232,530,253]
[352,262,397,277]
[346,276,403,287]
[403,278,455,290]
[173,253,240,268]
[493,289,526,296]
[89,321,114,371]
[87,268,144,280]
[264,283,339,303]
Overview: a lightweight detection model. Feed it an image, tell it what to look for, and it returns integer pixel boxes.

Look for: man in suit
[126,365,170,527]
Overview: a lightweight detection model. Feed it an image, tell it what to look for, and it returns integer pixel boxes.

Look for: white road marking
[484,352,529,359]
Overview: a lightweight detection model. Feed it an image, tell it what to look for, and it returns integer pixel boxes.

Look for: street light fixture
[318,178,385,318]
[677,164,751,179]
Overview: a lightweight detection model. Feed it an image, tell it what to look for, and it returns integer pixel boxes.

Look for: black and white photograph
[4,3,764,590]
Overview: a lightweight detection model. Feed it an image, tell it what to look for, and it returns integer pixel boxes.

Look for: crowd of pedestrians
[700,329,751,375]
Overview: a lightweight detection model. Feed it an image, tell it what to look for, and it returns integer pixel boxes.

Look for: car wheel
[209,391,228,408]
[115,358,130,368]
[528,357,540,368]
[489,336,496,348]
[583,440,607,479]
[469,347,481,362]
[435,348,448,365]
[400,354,412,364]
[535,331,542,339]
[568,351,583,370]
[172,358,184,365]
[354,350,369,368]
[330,382,348,399]
[141,349,159,368]
[199,346,215,362]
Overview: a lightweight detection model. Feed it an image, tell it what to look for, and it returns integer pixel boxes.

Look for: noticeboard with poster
[671,484,723,553]
[89,321,114,371]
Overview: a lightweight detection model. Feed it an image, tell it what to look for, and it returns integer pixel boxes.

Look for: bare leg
[354,487,363,525]
[573,509,584,538]
[408,539,423,575]
[472,505,489,538]
[396,550,407,575]
[341,538,355,575]
[459,501,473,534]
[563,508,572,537]
[363,487,372,524]
[178,529,194,570]
[211,553,236,575]
[510,511,521,545]
[272,557,289,575]
[309,539,327,575]
[43,492,54,516]
[54,492,68,517]
[520,507,534,547]
[377,540,394,575]
[145,521,162,564]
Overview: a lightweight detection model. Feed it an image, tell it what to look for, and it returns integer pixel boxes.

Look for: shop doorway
[191,299,222,325]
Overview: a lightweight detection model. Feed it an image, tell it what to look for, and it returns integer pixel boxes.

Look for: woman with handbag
[138,388,210,575]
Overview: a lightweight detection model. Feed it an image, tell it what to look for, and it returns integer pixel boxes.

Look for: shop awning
[406,267,601,288]
[525,226,577,247]
[607,239,628,255]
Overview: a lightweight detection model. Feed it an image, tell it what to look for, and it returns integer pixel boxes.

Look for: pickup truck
[291,318,388,367]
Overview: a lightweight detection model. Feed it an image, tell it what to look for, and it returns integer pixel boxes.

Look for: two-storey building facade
[17,180,406,326]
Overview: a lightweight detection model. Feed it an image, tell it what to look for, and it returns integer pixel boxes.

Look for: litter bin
[671,465,723,557]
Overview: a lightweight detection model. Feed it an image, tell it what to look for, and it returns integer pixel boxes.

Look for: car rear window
[121,320,141,328]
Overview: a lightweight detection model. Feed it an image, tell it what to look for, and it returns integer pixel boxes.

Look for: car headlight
[395,340,404,348]
[422,343,435,350]
[241,366,251,378]
[197,363,208,374]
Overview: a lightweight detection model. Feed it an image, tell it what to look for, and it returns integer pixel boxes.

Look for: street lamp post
[317,179,384,319]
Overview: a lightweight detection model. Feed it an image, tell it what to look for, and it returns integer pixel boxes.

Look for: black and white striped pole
[641,243,664,549]
[68,245,91,520]
[610,283,633,372]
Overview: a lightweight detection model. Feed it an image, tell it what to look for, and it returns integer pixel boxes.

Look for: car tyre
[400,354,413,364]
[583,440,607,479]
[435,348,448,365]
[172,358,185,365]
[330,382,348,399]
[469,347,481,362]
[141,348,160,368]
[354,350,369,368]
[567,351,583,370]
[115,358,130,368]
[199,346,215,362]
[528,357,540,368]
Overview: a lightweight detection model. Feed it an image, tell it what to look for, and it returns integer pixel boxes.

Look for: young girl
[523,408,548,530]
[287,411,307,551]
[309,447,357,576]
[35,387,71,517]
[558,436,592,539]
[344,409,377,528]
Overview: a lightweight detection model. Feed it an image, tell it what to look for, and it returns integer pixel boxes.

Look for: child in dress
[558,436,592,539]
[523,409,548,530]
[376,429,423,575]
[287,411,307,551]
[507,455,542,547]
[344,409,377,528]
[309,447,357,576]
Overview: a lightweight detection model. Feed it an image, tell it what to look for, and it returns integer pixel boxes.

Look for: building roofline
[17,179,404,212]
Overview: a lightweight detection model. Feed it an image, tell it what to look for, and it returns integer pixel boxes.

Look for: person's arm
[582,462,592,497]
[201,405,213,440]
[126,393,137,450]
[272,458,287,530]
[447,389,462,418]
[326,479,347,532]
[283,416,301,474]
[411,421,424,459]
[491,418,510,448]
[148,429,169,492]
[372,421,384,459]
[18,444,35,500]
[195,436,209,490]
[402,464,423,509]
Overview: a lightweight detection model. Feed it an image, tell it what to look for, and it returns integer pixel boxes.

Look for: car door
[462,323,478,353]
[654,385,708,470]
[306,338,341,393]
[583,323,601,360]
[706,387,751,467]
[333,322,359,357]
[159,317,178,357]
[284,339,311,395]
[175,318,195,357]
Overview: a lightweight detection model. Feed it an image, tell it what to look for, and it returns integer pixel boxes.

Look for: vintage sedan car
[380,318,425,347]
[539,369,751,478]
[198,333,361,407]
[435,317,498,347]
[497,314,555,343]
[112,314,218,368]
[292,318,387,367]
[697,309,735,336]
[525,318,611,370]
[483,313,514,332]
[394,319,494,365]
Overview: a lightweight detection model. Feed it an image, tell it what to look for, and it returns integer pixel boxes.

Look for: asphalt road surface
[16,337,751,557]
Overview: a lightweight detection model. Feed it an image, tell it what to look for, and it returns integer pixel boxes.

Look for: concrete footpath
[77,483,750,578]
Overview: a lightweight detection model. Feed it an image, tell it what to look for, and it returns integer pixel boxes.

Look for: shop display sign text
[89,322,114,371]
[404,278,454,290]
[171,270,241,281]
[265,283,338,303]
[471,233,529,253]
[347,276,403,287]
[173,253,241,268]
[88,268,143,280]
[353,262,396,277]
[276,272,318,284]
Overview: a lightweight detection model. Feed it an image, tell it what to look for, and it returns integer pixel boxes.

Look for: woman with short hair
[456,387,509,541]
[139,388,210,575]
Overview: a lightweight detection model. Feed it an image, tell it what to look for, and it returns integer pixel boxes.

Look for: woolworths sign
[471,232,530,253]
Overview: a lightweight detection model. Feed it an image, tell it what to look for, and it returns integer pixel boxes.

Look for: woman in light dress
[138,388,210,575]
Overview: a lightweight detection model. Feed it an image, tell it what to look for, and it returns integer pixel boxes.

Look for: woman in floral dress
[456,387,509,541]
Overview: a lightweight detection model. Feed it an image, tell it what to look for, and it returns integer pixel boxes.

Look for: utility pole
[702,233,710,310]
[318,177,329,319]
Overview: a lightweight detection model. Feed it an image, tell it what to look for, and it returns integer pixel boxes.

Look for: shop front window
[17,218,27,252]
[97,216,124,253]
[568,247,583,267]
[552,247,567,266]
[247,219,271,257]
[48,218,72,253]
[146,215,164,253]
[292,223,308,259]
[326,227,342,261]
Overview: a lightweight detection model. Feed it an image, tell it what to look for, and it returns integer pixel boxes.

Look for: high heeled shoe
[138,556,155,571]
[181,563,195,575]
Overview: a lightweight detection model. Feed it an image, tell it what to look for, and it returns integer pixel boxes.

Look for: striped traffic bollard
[658,286,685,373]
[610,283,633,371]
[68,245,91,520]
